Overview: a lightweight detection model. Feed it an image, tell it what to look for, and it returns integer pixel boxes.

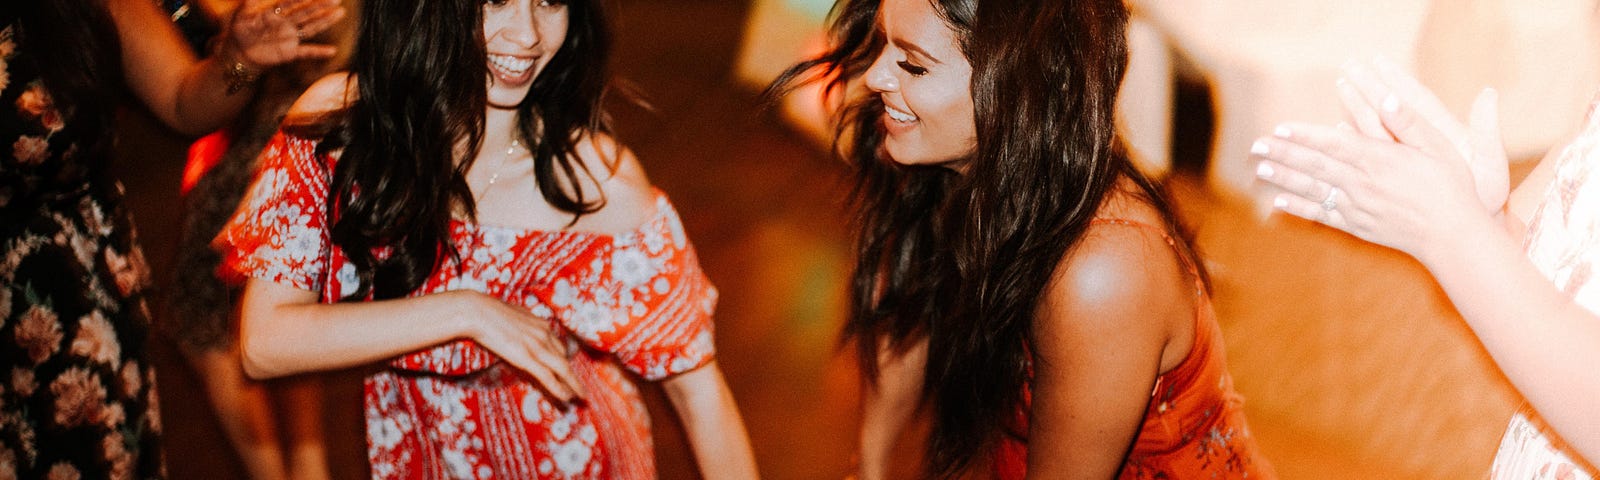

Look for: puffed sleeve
[548,195,717,381]
[213,133,332,293]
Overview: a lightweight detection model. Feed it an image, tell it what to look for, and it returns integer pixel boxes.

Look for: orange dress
[994,218,1274,479]
[218,133,718,479]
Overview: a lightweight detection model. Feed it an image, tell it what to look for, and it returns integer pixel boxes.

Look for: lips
[489,54,538,85]
[884,104,917,123]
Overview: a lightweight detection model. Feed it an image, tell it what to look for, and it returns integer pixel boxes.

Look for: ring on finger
[1320,186,1341,211]
[272,4,285,15]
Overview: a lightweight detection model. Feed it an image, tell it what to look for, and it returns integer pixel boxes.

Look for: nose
[864,51,897,93]
[497,0,542,49]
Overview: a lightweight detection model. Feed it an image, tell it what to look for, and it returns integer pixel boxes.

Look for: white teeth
[489,54,534,75]
[885,104,916,123]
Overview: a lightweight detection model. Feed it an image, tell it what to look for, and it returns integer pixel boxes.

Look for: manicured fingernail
[1250,140,1269,156]
[1273,125,1291,138]
[1273,196,1288,209]
[1255,162,1274,178]
[1382,94,1400,112]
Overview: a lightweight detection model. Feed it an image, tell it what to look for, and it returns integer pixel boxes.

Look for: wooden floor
[115,1,1523,478]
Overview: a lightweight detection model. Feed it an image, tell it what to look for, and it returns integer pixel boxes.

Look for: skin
[111,0,344,135]
[856,0,1198,477]
[1253,59,1600,465]
[861,0,976,170]
[239,1,757,478]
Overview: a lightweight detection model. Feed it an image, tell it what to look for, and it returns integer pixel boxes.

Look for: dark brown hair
[772,0,1192,475]
[317,0,614,300]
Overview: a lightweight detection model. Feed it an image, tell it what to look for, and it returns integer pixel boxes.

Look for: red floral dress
[217,133,718,479]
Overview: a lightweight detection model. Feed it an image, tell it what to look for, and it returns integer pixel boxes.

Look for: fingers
[1370,56,1465,141]
[1336,77,1388,140]
[1270,190,1351,230]
[1252,123,1367,185]
[293,44,340,60]
[1374,87,1461,162]
[513,348,585,404]
[1468,87,1505,160]
[295,4,347,39]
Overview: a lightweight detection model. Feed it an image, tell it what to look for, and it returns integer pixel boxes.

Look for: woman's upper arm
[107,0,202,128]
[1026,225,1189,478]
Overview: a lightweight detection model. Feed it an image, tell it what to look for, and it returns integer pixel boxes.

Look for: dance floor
[115,1,1522,478]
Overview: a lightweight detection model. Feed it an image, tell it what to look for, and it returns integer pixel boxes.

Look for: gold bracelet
[223,57,261,95]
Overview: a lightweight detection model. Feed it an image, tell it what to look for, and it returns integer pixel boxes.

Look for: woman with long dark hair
[0,0,341,477]
[772,0,1274,477]
[216,0,758,478]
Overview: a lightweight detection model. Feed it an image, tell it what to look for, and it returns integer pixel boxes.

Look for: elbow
[238,336,288,380]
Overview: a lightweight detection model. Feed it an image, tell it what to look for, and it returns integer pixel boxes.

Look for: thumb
[1468,87,1505,161]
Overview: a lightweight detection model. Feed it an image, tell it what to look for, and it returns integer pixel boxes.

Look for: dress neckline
[451,188,668,240]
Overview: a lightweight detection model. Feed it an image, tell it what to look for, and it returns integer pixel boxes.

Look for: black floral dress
[0,21,166,479]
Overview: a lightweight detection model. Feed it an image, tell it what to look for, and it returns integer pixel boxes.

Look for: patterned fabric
[218,133,717,479]
[0,22,166,479]
[1492,96,1600,480]
[994,218,1273,480]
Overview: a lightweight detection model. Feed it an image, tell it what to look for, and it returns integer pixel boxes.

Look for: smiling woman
[212,0,758,478]
[770,0,1276,478]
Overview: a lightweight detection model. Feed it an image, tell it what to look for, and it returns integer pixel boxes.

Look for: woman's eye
[897,61,928,76]
[484,0,509,7]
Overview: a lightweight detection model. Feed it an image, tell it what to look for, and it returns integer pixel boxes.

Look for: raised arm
[108,0,343,135]
[1253,68,1600,462]
[857,336,927,480]
[1025,222,1187,478]
[660,361,759,480]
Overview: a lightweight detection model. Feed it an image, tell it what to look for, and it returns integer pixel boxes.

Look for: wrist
[440,291,486,342]
[1415,209,1513,273]
[215,41,261,95]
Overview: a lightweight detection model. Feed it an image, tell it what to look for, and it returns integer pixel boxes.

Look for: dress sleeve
[213,133,332,294]
[552,196,718,381]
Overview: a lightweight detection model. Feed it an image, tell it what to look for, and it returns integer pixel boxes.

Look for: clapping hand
[225,0,346,68]
[1250,59,1508,257]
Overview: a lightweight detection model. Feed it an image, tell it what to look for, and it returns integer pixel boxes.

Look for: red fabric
[217,134,718,479]
[993,219,1275,479]
[181,129,231,195]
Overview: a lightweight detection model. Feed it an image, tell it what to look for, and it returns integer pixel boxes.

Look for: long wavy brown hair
[312,0,614,301]
[771,0,1196,475]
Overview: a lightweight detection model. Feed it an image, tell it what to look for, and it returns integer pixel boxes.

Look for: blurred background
[114,0,1600,478]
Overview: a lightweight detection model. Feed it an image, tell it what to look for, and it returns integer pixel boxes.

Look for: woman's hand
[224,0,345,68]
[1252,63,1507,260]
[1334,58,1510,214]
[454,291,586,403]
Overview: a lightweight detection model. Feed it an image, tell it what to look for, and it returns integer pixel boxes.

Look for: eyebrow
[875,20,943,65]
[892,37,943,65]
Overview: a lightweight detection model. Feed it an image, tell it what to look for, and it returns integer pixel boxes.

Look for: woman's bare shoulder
[286,72,357,119]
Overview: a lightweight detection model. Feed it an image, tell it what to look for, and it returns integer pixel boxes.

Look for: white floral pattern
[1495,97,1600,479]
[221,133,718,479]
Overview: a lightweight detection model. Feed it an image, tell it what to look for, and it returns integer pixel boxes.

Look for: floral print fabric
[1493,96,1600,480]
[218,133,718,479]
[0,22,166,480]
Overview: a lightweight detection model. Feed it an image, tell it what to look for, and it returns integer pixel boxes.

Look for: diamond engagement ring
[1320,187,1340,211]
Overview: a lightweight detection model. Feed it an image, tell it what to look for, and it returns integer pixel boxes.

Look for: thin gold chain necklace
[476,139,522,203]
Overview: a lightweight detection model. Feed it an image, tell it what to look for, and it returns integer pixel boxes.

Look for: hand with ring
[224,0,347,71]
[1249,61,1505,260]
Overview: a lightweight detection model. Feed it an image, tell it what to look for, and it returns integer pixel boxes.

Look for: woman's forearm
[109,0,255,135]
[238,280,473,379]
[858,338,926,480]
[1420,212,1600,462]
[662,362,759,480]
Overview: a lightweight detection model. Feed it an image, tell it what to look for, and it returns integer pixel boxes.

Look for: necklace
[476,139,521,202]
